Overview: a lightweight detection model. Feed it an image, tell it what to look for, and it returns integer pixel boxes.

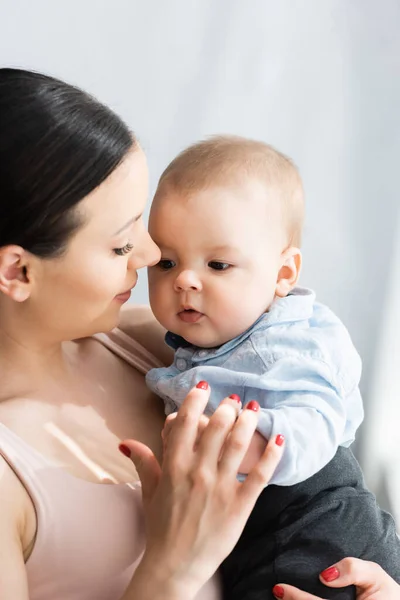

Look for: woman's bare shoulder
[118,304,173,366]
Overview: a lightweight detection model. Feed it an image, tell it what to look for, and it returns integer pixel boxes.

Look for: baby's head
[148,135,304,348]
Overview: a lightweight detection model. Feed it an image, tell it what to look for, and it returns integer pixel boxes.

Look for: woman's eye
[208,261,230,271]
[113,242,134,256]
[157,259,176,270]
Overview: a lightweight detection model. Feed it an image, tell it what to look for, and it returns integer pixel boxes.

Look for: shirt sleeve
[242,354,362,485]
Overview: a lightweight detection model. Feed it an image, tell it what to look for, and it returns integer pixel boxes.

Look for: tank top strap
[93,327,164,374]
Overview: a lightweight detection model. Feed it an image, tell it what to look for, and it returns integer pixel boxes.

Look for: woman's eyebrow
[113,213,142,236]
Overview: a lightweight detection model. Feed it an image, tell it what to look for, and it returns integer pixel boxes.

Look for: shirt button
[198,350,208,358]
[176,358,187,371]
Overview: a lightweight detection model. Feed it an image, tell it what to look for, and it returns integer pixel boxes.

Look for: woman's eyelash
[113,242,134,256]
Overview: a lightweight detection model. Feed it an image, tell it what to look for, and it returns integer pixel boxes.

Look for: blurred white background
[1,0,399,517]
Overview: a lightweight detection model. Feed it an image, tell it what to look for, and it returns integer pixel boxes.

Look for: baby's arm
[159,357,361,483]
[182,347,362,483]
[239,354,362,485]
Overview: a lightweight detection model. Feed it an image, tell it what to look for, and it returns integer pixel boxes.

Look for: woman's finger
[195,402,239,468]
[162,394,242,451]
[319,557,399,593]
[162,413,208,440]
[163,413,209,452]
[119,440,161,503]
[164,382,211,465]
[218,402,261,477]
[239,433,284,505]
[272,583,321,599]
[161,412,177,442]
[221,394,242,412]
[193,395,241,449]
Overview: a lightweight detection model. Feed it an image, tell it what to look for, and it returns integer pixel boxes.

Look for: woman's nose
[174,270,202,292]
[130,230,161,270]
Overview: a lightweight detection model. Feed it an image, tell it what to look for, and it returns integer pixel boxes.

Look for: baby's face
[148,179,289,348]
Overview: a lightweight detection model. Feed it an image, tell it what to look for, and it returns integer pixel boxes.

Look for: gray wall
[2,0,400,497]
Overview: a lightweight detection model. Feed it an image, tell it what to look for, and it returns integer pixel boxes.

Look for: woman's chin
[86,305,125,336]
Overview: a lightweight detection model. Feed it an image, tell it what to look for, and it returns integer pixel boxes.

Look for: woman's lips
[178,309,204,323]
[114,290,132,303]
[115,275,137,304]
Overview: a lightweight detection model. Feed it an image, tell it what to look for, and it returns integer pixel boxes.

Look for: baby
[146,136,400,599]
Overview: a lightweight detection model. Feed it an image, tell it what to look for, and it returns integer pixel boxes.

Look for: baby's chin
[173,323,240,349]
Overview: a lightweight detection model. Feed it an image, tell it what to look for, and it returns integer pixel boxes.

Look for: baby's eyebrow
[209,245,237,253]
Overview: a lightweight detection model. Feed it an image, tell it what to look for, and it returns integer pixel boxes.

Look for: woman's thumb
[119,440,161,501]
[320,557,391,590]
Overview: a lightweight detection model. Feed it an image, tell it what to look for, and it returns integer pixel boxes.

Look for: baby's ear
[275,247,302,298]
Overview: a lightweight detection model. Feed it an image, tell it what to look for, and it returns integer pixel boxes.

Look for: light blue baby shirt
[146,287,363,486]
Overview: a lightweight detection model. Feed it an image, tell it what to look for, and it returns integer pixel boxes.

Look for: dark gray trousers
[220,447,400,599]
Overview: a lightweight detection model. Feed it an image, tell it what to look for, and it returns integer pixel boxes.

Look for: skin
[0,148,165,597]
[0,146,396,599]
[0,145,287,600]
[124,386,286,599]
[148,179,301,471]
[0,149,165,489]
[148,179,302,349]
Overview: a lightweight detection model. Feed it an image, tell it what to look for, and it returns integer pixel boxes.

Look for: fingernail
[272,585,284,598]
[118,443,131,458]
[320,566,340,581]
[245,400,259,412]
[229,394,241,403]
[275,434,285,447]
[196,380,209,390]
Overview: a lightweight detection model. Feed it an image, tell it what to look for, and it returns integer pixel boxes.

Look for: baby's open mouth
[178,309,204,323]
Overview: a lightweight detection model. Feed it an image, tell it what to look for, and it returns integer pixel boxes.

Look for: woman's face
[31,148,160,340]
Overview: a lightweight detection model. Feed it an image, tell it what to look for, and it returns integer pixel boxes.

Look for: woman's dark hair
[0,68,135,257]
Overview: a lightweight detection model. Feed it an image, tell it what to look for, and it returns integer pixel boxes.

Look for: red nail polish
[320,566,340,582]
[275,434,285,447]
[272,585,284,598]
[229,394,241,403]
[246,400,259,412]
[118,443,131,458]
[196,380,209,390]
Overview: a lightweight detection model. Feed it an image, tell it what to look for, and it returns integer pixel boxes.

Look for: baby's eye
[157,259,176,270]
[208,261,231,271]
[113,242,134,256]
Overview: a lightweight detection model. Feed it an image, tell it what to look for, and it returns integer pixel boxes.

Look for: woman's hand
[162,401,269,474]
[120,382,285,600]
[272,557,400,600]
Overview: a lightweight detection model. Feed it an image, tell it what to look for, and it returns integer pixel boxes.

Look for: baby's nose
[174,270,202,292]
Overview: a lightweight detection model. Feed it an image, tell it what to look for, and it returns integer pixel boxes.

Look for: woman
[0,68,398,600]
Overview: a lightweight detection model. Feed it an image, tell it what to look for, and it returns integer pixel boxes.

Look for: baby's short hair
[156,135,305,247]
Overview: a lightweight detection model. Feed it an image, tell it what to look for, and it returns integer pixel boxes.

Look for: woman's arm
[120,383,285,600]
[272,557,400,600]
[119,304,173,365]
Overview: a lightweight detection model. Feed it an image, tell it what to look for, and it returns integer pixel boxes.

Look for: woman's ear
[0,245,32,302]
[275,247,302,298]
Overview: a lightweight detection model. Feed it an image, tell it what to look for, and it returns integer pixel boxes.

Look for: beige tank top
[0,328,221,600]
